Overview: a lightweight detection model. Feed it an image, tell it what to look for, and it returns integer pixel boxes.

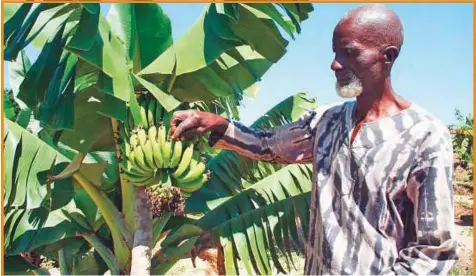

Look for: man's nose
[330,58,343,71]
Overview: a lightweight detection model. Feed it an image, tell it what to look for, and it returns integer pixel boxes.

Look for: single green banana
[157,124,166,148]
[129,133,139,150]
[169,140,183,168]
[139,98,148,128]
[176,152,198,180]
[122,171,154,185]
[176,162,206,184]
[177,173,208,192]
[137,128,147,148]
[172,144,194,178]
[148,125,157,142]
[161,140,172,168]
[136,171,162,187]
[147,98,156,127]
[120,160,141,173]
[152,139,164,168]
[132,147,151,171]
[131,176,158,187]
[143,140,156,169]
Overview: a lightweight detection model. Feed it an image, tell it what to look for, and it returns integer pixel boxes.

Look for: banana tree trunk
[130,187,152,276]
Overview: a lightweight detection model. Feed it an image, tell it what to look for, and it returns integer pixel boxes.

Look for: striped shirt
[209,101,458,275]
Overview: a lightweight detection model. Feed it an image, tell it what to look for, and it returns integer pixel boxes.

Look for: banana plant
[450,109,473,171]
[3,2,315,275]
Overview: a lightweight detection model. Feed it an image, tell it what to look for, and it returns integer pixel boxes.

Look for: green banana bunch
[119,96,210,192]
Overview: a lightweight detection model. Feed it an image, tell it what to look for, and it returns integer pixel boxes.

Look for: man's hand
[169,110,229,141]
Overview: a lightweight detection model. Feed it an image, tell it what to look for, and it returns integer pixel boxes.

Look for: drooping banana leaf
[53,88,118,153]
[139,3,313,105]
[4,255,51,275]
[3,119,129,263]
[106,3,173,72]
[8,50,35,129]
[164,164,313,275]
[4,120,86,255]
[4,3,77,61]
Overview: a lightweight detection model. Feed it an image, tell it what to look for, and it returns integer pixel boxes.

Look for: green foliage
[449,264,474,276]
[4,88,32,129]
[3,3,315,274]
[450,109,473,169]
[4,89,19,121]
[4,119,99,255]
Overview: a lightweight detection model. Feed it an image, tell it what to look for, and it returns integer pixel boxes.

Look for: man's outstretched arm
[169,109,324,164]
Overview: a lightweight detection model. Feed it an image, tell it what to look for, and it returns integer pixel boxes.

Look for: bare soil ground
[451,172,474,275]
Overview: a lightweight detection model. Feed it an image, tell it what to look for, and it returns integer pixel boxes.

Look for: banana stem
[73,173,132,269]
[83,233,121,275]
[111,118,136,233]
[130,186,153,276]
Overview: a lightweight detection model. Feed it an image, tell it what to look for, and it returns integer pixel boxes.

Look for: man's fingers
[181,129,199,141]
[181,127,207,141]
[171,116,198,140]
[169,111,185,127]
[169,111,191,137]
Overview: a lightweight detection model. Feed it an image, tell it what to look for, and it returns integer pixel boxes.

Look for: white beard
[335,72,363,98]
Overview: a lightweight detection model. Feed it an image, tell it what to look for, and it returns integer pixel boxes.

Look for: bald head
[331,5,405,99]
[337,4,404,51]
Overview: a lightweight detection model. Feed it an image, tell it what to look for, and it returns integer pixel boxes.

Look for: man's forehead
[333,18,385,48]
[333,22,361,43]
[334,17,368,35]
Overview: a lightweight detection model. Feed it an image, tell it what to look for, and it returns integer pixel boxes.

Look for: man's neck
[354,80,411,124]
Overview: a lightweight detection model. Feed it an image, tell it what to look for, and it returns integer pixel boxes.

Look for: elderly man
[170,4,458,275]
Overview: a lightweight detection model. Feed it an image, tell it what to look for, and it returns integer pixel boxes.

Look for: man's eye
[345,48,353,55]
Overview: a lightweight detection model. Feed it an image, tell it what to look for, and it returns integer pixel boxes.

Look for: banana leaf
[4,119,126,258]
[140,3,313,104]
[168,164,313,275]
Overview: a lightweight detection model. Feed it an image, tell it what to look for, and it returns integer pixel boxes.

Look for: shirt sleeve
[392,126,458,275]
[208,105,333,164]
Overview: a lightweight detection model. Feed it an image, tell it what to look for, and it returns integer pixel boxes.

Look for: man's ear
[383,46,399,64]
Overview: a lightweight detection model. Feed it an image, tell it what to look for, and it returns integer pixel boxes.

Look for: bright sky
[4,3,473,126]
